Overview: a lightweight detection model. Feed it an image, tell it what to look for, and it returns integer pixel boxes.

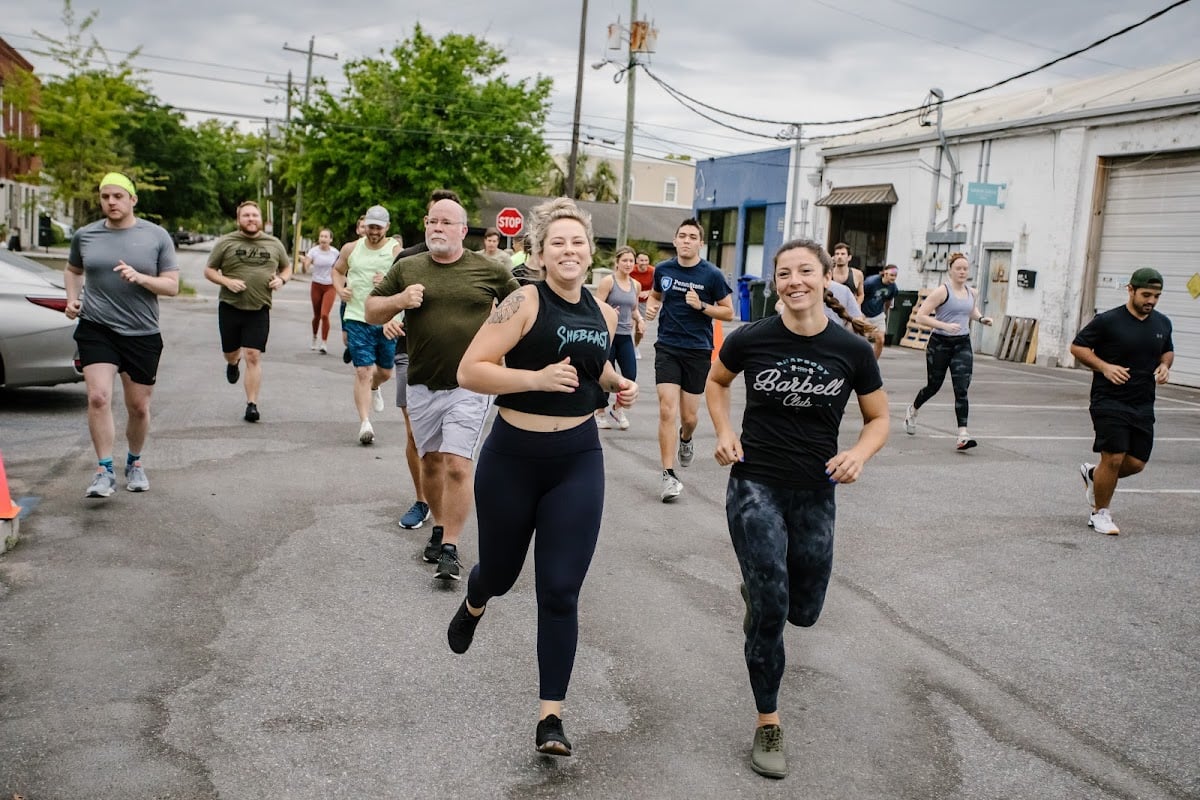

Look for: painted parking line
[1115,488,1200,494]
[890,403,1199,413]
[922,435,1200,442]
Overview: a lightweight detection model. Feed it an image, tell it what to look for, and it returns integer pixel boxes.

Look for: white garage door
[1093,150,1200,387]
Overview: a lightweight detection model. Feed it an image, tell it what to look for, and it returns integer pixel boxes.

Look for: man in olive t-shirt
[366,197,518,581]
[204,200,291,422]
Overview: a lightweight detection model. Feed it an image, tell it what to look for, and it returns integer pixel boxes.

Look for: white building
[792,60,1200,387]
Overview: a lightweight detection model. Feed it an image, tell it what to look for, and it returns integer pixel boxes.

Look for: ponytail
[824,289,878,342]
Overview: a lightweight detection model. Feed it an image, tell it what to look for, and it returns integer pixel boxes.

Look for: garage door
[1092,150,1200,387]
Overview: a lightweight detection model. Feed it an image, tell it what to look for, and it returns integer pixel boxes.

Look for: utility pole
[283,37,337,270]
[265,71,294,245]
[607,3,656,248]
[566,0,589,199]
[783,123,804,239]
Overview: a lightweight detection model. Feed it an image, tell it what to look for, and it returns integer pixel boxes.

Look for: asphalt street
[1,246,1198,799]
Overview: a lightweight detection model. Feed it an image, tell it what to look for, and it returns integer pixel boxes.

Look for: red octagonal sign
[496,207,524,238]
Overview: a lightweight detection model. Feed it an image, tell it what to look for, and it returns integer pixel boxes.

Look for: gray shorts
[394,351,409,407]
[407,383,491,459]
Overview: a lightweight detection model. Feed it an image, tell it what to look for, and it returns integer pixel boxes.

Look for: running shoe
[678,431,694,467]
[903,404,917,435]
[435,544,461,581]
[955,436,978,451]
[608,405,630,430]
[310,337,319,351]
[661,470,683,503]
[1089,508,1120,535]
[398,500,431,529]
[1080,462,1096,509]
[751,724,787,779]
[124,462,149,492]
[85,469,116,498]
[447,599,483,653]
[595,410,612,430]
[372,387,385,413]
[358,420,375,445]
[244,402,260,422]
[423,526,444,563]
[226,362,240,384]
[319,342,328,354]
[535,714,572,756]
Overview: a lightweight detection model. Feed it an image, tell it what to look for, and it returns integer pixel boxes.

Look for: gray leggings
[727,476,836,714]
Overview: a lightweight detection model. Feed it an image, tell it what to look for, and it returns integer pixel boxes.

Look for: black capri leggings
[468,414,605,702]
[913,333,973,427]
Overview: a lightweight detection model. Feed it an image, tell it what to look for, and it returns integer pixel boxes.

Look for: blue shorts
[344,319,397,369]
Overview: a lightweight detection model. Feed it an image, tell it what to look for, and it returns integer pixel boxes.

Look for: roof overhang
[815,184,898,206]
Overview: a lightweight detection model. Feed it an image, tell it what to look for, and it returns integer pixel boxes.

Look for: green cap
[1129,268,1163,289]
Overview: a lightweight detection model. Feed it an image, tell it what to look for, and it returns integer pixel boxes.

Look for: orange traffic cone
[711,319,725,364]
[0,449,21,519]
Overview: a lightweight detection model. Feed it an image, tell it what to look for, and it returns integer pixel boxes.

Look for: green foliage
[543,153,619,202]
[291,25,553,244]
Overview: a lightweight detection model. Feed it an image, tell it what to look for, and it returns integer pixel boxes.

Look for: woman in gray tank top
[903,253,994,449]
[594,245,644,429]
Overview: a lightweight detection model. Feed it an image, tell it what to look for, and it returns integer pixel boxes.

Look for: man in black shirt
[1070,268,1174,535]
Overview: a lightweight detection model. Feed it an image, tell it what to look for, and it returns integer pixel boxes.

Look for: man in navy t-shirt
[1069,267,1174,536]
[643,218,733,502]
[860,265,898,358]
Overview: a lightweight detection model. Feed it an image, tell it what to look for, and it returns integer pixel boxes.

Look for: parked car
[0,249,84,389]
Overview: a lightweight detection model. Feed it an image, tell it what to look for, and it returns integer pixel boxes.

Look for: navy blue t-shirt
[861,274,898,317]
[653,258,732,351]
[1072,304,1173,412]
[719,315,882,489]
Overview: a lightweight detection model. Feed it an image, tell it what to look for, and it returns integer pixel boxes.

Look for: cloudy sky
[4,0,1198,167]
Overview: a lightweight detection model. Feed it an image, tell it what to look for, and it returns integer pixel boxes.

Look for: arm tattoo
[487,290,525,324]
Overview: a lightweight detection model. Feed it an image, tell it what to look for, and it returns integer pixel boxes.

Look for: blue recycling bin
[737,275,758,321]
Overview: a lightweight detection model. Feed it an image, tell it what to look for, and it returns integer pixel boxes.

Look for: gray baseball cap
[364,205,390,226]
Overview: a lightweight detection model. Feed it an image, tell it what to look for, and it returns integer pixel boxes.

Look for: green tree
[291,26,553,244]
[7,0,145,224]
[543,153,618,202]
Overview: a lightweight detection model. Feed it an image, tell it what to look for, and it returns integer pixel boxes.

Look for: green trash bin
[749,279,768,321]
[887,290,919,345]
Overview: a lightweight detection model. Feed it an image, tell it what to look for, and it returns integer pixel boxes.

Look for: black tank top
[495,281,610,416]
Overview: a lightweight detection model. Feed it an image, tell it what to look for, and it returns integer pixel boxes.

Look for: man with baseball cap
[204,200,291,423]
[65,172,179,497]
[1070,267,1174,535]
[331,205,402,445]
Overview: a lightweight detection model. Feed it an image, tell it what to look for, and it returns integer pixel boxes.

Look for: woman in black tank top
[448,198,639,758]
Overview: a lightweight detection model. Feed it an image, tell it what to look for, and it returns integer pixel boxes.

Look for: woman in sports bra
[904,252,993,449]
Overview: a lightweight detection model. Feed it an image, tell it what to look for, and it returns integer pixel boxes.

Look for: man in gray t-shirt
[65,172,179,499]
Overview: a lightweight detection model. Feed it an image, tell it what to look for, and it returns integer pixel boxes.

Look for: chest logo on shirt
[557,326,609,354]
[233,247,276,264]
[752,359,844,408]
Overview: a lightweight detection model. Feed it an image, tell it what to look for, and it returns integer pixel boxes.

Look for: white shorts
[406,384,491,459]
[866,313,886,333]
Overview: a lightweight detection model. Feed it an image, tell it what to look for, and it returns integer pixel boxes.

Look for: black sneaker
[422,526,444,563]
[535,714,572,756]
[226,362,240,384]
[435,544,461,581]
[447,599,483,653]
[244,402,260,422]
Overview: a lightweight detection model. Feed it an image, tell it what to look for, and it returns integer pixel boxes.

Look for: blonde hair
[530,197,595,258]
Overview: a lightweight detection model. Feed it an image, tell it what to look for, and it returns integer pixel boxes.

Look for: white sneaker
[358,420,375,445]
[608,405,630,430]
[595,410,612,430]
[319,341,328,354]
[904,404,917,435]
[372,387,385,413]
[1089,508,1120,535]
[310,337,319,351]
[660,471,683,502]
[1080,463,1096,509]
[635,350,642,360]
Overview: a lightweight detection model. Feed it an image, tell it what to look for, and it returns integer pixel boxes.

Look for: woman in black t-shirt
[706,238,890,779]
[448,198,638,757]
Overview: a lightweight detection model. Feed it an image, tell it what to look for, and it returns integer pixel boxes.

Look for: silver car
[0,248,84,388]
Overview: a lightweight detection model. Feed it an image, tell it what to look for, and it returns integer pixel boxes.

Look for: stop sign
[496,207,524,237]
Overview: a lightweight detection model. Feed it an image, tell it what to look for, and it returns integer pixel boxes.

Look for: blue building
[693,147,791,287]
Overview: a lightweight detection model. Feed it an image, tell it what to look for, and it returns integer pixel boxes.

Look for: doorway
[975,247,1011,355]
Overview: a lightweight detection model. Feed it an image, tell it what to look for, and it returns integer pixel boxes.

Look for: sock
[664,468,677,478]
[127,452,140,467]
[98,457,115,473]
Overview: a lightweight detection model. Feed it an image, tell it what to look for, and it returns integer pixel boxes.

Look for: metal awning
[815,183,898,206]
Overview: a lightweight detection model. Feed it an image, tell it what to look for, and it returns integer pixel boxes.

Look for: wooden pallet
[898,288,935,350]
[995,316,1038,363]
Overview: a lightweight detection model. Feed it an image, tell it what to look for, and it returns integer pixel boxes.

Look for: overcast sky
[4,0,1198,169]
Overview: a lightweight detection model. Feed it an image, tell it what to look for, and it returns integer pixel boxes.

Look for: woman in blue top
[450,198,639,757]
[904,253,993,449]
[706,239,889,779]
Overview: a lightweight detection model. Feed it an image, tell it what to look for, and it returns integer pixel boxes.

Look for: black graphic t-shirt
[719,315,882,488]
[1072,304,1173,413]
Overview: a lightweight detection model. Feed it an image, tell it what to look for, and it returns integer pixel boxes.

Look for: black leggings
[468,415,605,702]
[913,334,973,427]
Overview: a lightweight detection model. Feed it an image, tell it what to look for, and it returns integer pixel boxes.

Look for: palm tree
[543,153,619,202]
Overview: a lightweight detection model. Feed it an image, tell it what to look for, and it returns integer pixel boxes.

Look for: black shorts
[218,303,270,353]
[1090,406,1155,463]
[73,318,163,386]
[654,342,711,395]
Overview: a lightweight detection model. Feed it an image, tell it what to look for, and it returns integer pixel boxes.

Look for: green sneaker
[751,724,786,779]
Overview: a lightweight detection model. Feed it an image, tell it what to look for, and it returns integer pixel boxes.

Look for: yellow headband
[99,172,136,196]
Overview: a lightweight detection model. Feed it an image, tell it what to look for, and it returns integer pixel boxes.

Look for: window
[664,177,678,205]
